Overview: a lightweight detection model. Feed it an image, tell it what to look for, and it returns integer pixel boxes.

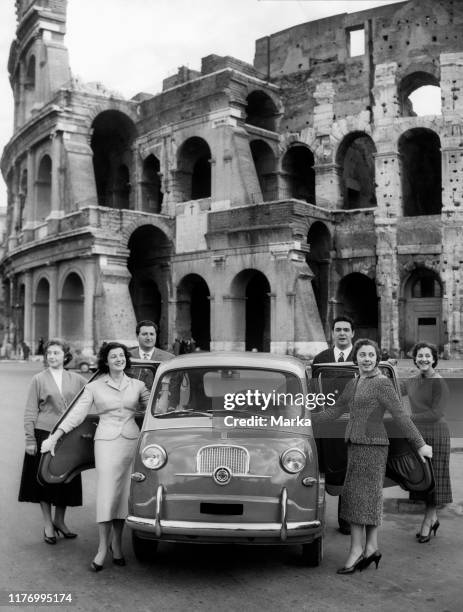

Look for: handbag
[386,435,435,493]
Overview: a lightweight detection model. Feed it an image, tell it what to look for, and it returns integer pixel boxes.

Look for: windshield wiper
[154,410,212,418]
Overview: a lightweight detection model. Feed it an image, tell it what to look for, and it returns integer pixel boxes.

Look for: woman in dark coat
[19,339,86,544]
[312,339,432,574]
[402,342,452,542]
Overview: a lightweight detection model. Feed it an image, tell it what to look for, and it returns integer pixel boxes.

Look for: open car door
[311,362,434,495]
[38,360,160,485]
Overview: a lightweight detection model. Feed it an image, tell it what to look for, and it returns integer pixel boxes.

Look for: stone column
[23,149,35,229]
[83,259,96,351]
[49,131,62,218]
[375,215,400,356]
[374,150,402,216]
[48,265,59,337]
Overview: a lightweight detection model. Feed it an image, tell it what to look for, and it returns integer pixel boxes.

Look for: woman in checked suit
[19,338,86,544]
[312,339,433,574]
[41,342,150,571]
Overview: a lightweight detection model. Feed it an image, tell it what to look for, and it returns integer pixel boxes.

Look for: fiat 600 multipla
[126,352,326,566]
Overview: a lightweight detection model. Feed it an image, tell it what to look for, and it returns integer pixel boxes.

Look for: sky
[0,0,407,207]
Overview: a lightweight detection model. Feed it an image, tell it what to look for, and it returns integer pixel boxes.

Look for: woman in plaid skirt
[402,342,453,543]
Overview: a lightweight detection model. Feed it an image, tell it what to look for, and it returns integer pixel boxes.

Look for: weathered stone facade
[1,0,463,358]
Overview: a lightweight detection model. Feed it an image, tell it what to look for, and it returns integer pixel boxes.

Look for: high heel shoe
[53,524,78,539]
[336,554,364,574]
[90,561,103,572]
[109,545,126,566]
[43,529,57,545]
[418,520,440,543]
[359,551,382,570]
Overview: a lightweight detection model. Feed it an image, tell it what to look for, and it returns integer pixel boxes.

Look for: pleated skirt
[18,429,82,506]
[340,443,388,527]
[410,421,452,506]
[94,436,138,523]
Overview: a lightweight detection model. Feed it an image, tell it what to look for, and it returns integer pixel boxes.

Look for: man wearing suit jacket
[312,315,355,535]
[129,320,174,361]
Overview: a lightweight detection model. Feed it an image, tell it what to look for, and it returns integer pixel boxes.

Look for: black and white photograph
[0,0,462,610]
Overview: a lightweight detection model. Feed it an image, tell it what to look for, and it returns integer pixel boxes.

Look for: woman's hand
[417,443,433,462]
[25,441,37,456]
[40,432,61,456]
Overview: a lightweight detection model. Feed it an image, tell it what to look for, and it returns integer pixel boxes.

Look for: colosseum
[1,0,463,358]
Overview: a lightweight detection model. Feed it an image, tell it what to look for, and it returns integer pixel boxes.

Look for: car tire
[132,531,158,563]
[301,536,323,567]
[79,362,90,373]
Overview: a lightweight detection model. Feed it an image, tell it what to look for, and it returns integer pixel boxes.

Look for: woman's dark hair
[352,338,381,366]
[97,342,132,373]
[412,342,438,368]
[44,338,73,366]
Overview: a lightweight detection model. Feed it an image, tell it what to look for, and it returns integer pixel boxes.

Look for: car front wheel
[301,536,323,567]
[132,531,159,563]
[79,362,90,373]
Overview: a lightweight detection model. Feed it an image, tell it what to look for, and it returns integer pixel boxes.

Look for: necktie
[143,352,150,360]
[338,352,345,363]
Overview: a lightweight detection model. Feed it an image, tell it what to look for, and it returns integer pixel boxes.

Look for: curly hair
[352,338,381,366]
[97,342,132,373]
[44,338,73,366]
[412,341,438,368]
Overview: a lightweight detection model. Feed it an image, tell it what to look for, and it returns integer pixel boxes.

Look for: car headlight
[141,444,167,470]
[280,448,306,473]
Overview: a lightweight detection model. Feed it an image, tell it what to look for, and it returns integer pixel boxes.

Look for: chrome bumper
[126,485,321,540]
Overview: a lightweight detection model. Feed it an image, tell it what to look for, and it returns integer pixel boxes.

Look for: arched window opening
[337,133,376,210]
[36,155,52,221]
[142,154,163,213]
[250,140,277,201]
[245,273,271,352]
[34,278,49,342]
[245,91,278,132]
[177,137,211,201]
[399,72,441,117]
[60,273,84,342]
[306,222,331,328]
[337,273,378,341]
[281,145,316,204]
[25,55,36,89]
[91,110,136,209]
[402,268,443,352]
[399,128,441,216]
[176,274,211,351]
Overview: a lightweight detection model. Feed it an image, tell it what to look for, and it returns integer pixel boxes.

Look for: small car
[126,351,325,566]
[66,348,97,373]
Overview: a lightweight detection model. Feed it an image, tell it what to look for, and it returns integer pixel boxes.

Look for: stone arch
[401,267,443,352]
[336,273,379,341]
[141,154,163,213]
[336,132,376,209]
[127,225,173,349]
[245,90,279,131]
[34,277,49,343]
[176,136,211,201]
[91,110,137,209]
[399,128,441,216]
[398,71,441,117]
[176,274,211,351]
[281,143,316,204]
[36,154,52,221]
[230,269,271,352]
[249,139,277,202]
[60,272,84,343]
[121,216,174,246]
[306,221,331,329]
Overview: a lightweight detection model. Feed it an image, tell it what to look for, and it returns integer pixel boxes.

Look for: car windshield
[151,367,303,417]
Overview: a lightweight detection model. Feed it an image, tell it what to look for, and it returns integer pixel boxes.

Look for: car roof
[154,351,307,377]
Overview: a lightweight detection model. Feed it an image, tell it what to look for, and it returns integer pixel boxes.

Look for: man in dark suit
[129,320,173,361]
[312,315,355,535]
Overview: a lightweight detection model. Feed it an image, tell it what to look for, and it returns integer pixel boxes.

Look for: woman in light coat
[41,342,150,571]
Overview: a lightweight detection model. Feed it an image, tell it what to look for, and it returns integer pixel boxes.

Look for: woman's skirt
[410,421,452,506]
[340,443,388,526]
[94,436,138,523]
[18,429,82,506]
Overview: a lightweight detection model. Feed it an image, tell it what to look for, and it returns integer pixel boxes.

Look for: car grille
[197,445,250,474]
